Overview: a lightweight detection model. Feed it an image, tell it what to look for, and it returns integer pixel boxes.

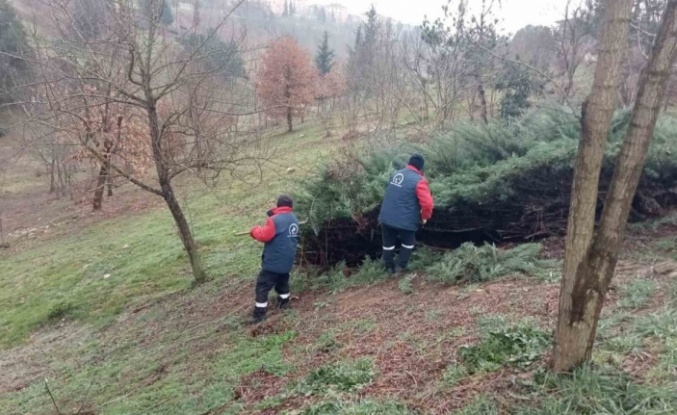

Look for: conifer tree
[315,31,335,75]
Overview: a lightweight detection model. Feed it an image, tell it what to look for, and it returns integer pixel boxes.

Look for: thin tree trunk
[552,0,642,372]
[148,102,209,284]
[560,0,677,371]
[588,0,677,285]
[161,178,209,284]
[49,160,56,193]
[106,163,113,197]
[477,78,489,124]
[92,160,107,211]
[287,107,293,132]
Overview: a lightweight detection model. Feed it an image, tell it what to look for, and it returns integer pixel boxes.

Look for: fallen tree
[295,109,677,268]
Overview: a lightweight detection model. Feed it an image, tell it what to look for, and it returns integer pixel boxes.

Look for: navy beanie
[277,195,293,208]
[409,154,425,171]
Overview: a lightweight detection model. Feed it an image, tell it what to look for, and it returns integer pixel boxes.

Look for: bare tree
[553,0,677,371]
[25,0,265,284]
[555,0,596,103]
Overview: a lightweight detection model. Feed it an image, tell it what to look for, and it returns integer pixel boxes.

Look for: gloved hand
[421,219,427,226]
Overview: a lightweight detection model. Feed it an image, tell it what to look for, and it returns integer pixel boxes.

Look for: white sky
[314,0,567,34]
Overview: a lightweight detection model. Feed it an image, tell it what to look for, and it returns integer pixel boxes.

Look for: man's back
[379,166,428,231]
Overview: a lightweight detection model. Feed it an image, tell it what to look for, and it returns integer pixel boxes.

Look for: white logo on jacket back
[391,173,405,187]
[288,223,299,237]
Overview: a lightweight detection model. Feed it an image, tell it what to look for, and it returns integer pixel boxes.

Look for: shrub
[459,326,550,374]
[425,243,555,284]
[297,358,375,395]
[295,109,677,268]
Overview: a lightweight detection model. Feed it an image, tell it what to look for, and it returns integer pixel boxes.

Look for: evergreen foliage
[295,109,677,267]
[425,243,555,284]
[315,31,335,75]
[181,33,245,79]
[496,61,533,118]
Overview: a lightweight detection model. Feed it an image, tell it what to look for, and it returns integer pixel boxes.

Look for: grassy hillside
[1,112,677,414]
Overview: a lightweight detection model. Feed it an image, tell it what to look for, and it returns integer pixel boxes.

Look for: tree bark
[287,107,293,133]
[106,163,114,197]
[49,160,56,193]
[477,79,489,124]
[147,102,209,284]
[552,0,633,372]
[92,160,107,211]
[552,0,677,372]
[160,178,209,284]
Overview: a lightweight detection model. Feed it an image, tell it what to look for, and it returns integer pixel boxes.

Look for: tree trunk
[92,161,107,211]
[161,179,209,284]
[287,107,293,132]
[49,160,56,193]
[106,163,113,197]
[147,101,209,284]
[552,0,654,372]
[579,0,677,350]
[477,77,489,124]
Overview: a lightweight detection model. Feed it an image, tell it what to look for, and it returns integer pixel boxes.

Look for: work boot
[249,306,267,324]
[277,296,291,310]
[383,249,395,276]
[398,246,414,272]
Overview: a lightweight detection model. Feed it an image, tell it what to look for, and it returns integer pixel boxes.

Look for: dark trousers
[381,224,416,271]
[255,269,290,307]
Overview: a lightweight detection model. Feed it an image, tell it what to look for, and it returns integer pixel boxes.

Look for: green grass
[516,366,677,414]
[2,325,299,415]
[296,358,375,395]
[459,325,551,374]
[0,123,334,347]
[4,117,677,414]
[300,399,412,415]
[0,123,338,414]
[618,277,656,309]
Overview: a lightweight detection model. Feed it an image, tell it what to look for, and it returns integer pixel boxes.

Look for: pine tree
[283,0,289,16]
[315,31,335,75]
[290,0,295,16]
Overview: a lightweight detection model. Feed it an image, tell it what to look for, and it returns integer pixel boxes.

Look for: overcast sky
[314,0,566,34]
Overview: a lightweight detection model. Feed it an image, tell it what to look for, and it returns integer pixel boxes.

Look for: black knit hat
[277,194,294,208]
[409,154,425,171]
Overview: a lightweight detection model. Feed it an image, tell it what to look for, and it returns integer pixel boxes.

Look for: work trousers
[381,224,416,272]
[255,269,290,308]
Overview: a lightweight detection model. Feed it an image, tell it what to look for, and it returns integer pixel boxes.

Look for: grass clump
[398,275,415,295]
[454,395,501,415]
[442,364,468,388]
[46,301,80,322]
[517,365,677,414]
[297,358,375,396]
[426,243,555,285]
[459,326,550,374]
[633,308,677,340]
[618,278,656,309]
[300,399,412,415]
[307,259,388,294]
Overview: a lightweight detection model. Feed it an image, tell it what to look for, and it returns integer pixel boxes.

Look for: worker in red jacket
[249,195,300,323]
[378,154,434,275]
